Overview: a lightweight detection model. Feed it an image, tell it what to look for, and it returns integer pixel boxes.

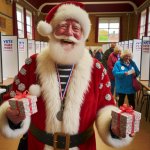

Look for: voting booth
[140,36,150,81]
[18,38,28,70]
[28,39,35,57]
[0,33,3,83]
[1,35,19,80]
[35,41,41,53]
[132,39,142,70]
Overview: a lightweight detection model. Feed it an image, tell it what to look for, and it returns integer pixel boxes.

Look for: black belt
[30,123,94,150]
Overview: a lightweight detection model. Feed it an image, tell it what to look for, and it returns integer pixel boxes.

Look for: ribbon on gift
[119,104,134,113]
[14,90,32,115]
[118,104,135,135]
[15,90,29,99]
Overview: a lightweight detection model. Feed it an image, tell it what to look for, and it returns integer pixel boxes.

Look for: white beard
[47,35,85,65]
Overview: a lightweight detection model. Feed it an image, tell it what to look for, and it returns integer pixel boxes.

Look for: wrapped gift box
[111,108,141,136]
[9,94,38,116]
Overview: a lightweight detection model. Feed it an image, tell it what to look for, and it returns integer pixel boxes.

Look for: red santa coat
[0,48,133,150]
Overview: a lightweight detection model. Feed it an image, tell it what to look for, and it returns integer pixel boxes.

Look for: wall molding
[0,12,12,19]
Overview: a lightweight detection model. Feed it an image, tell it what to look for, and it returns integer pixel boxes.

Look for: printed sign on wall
[2,38,13,51]
[124,41,129,50]
[35,41,41,53]
[28,39,35,57]
[40,41,45,51]
[129,40,133,52]
[120,41,124,51]
[44,42,48,48]
[142,37,150,53]
[18,38,28,70]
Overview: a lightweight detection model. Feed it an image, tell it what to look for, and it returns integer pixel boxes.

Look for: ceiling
[25,0,148,14]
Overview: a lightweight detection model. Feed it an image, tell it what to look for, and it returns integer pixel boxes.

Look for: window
[16,4,24,38]
[98,17,120,42]
[26,10,33,39]
[140,9,146,39]
[148,7,150,36]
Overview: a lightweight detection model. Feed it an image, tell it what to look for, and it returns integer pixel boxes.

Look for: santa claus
[0,1,133,150]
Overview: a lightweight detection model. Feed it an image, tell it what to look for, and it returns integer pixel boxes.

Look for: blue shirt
[112,59,140,94]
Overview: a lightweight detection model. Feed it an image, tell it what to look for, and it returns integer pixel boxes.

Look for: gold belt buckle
[53,132,70,150]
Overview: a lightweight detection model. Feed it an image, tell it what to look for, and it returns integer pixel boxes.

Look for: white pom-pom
[37,21,52,36]
[29,84,41,97]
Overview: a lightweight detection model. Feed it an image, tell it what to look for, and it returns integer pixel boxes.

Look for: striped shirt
[57,64,73,97]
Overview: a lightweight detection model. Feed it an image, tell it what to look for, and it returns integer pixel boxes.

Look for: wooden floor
[0,101,150,150]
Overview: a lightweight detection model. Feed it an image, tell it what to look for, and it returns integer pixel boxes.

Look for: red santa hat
[37,1,91,40]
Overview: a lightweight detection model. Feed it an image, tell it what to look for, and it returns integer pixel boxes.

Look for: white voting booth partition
[35,41,41,53]
[44,42,48,48]
[132,39,142,70]
[121,41,125,50]
[18,38,28,70]
[129,40,133,52]
[28,39,35,57]
[0,33,3,83]
[118,42,121,46]
[124,41,129,50]
[140,36,150,81]
[40,41,45,51]
[1,35,18,79]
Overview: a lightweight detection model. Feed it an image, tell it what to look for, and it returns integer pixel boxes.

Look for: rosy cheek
[55,29,65,36]
[74,33,82,40]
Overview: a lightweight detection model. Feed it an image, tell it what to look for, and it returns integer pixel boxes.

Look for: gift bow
[119,104,134,113]
[15,90,29,99]
[14,90,33,115]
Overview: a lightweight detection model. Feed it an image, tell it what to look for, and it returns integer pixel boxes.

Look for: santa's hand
[129,133,135,137]
[124,72,128,76]
[111,124,125,138]
[111,124,135,138]
[6,107,25,125]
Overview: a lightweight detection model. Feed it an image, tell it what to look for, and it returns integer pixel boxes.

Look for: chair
[136,89,143,106]
[140,90,150,121]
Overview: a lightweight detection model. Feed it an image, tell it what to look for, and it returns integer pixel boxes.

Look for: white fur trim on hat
[95,105,133,148]
[29,84,41,97]
[0,101,31,138]
[37,21,52,37]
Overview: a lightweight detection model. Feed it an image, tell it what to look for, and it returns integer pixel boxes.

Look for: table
[0,88,6,94]
[139,80,150,91]
[0,78,14,92]
[0,78,14,104]
[137,80,150,121]
[0,88,7,104]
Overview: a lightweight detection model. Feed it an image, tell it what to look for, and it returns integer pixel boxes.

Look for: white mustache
[54,34,80,43]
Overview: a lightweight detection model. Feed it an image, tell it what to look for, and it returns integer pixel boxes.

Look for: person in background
[101,43,116,69]
[94,47,104,62]
[112,49,140,109]
[93,49,97,57]
[107,46,122,96]
[0,2,134,150]
[88,47,93,57]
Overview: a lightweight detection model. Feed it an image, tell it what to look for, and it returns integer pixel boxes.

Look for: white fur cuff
[95,105,133,148]
[29,84,41,97]
[0,101,31,138]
